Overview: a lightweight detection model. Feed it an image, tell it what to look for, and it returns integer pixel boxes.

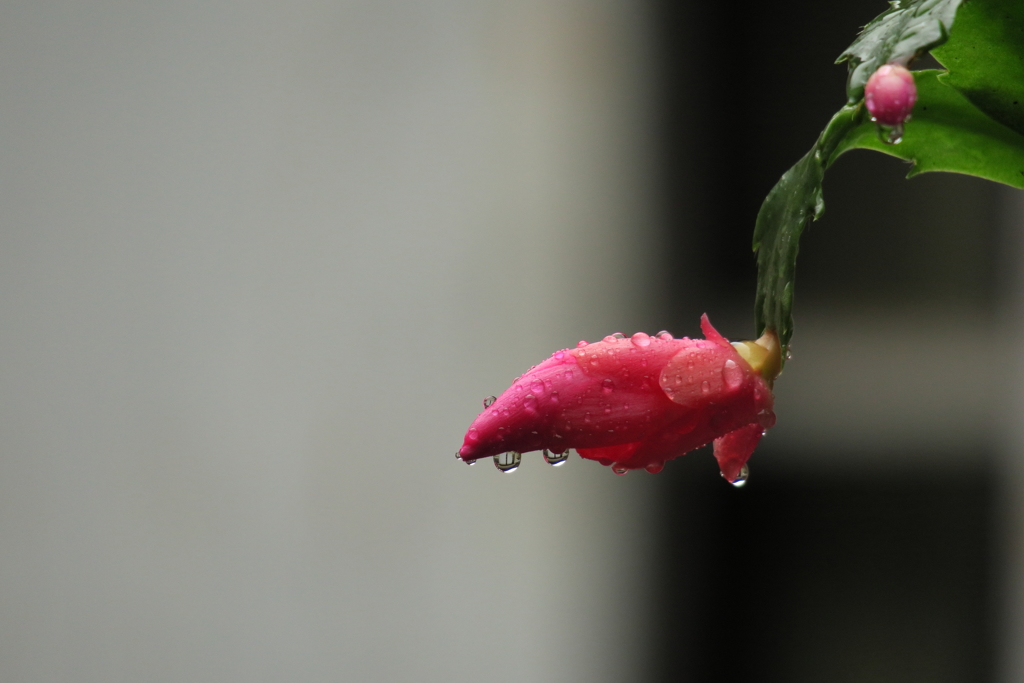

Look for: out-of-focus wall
[997,187,1024,683]
[0,2,660,681]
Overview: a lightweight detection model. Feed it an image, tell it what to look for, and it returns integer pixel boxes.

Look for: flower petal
[713,423,764,483]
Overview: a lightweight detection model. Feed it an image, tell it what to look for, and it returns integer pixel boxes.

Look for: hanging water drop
[882,122,904,145]
[645,463,664,474]
[730,464,749,487]
[612,464,629,475]
[544,449,570,466]
[494,451,522,473]
[483,396,497,408]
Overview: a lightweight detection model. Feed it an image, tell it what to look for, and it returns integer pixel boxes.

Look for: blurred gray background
[0,1,659,680]
[0,1,1020,681]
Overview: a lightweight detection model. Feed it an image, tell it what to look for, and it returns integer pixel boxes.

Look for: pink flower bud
[458,314,779,482]
[864,64,917,126]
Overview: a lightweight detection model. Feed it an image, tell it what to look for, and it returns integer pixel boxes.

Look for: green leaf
[931,0,1024,137]
[754,107,862,351]
[830,70,1024,189]
[837,0,962,102]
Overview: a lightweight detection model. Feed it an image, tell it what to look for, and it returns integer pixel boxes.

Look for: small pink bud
[864,64,917,126]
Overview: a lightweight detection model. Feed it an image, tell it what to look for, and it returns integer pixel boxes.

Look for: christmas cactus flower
[457,315,780,484]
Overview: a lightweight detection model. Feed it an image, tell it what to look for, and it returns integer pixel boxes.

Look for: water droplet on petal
[645,463,664,474]
[544,449,569,466]
[494,451,522,473]
[722,359,743,389]
[523,394,538,414]
[701,380,710,394]
[549,390,559,405]
[631,332,651,347]
[613,332,626,339]
[657,330,673,340]
[730,464,749,487]
[603,335,616,343]
[564,369,574,380]
[483,396,496,409]
[602,378,615,394]
[467,428,480,442]
[612,464,629,475]
[553,350,565,360]
[577,340,588,348]
[531,379,545,394]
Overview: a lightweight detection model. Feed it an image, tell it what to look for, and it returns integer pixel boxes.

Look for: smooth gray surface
[0,2,659,681]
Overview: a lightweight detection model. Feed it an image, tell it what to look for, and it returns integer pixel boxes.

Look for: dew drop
[612,464,629,475]
[657,330,673,340]
[523,394,538,414]
[645,463,664,474]
[544,449,570,466]
[494,451,522,473]
[467,428,480,442]
[531,379,545,394]
[602,378,615,394]
[564,369,574,380]
[701,380,710,394]
[883,122,904,145]
[603,335,617,343]
[549,390,559,405]
[722,359,743,389]
[483,396,496,409]
[631,332,651,347]
[603,405,612,415]
[577,340,588,348]
[553,350,565,360]
[730,464,749,487]
[612,332,626,339]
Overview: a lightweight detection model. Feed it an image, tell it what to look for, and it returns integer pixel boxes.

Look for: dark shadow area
[650,449,995,683]
[648,0,1002,679]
